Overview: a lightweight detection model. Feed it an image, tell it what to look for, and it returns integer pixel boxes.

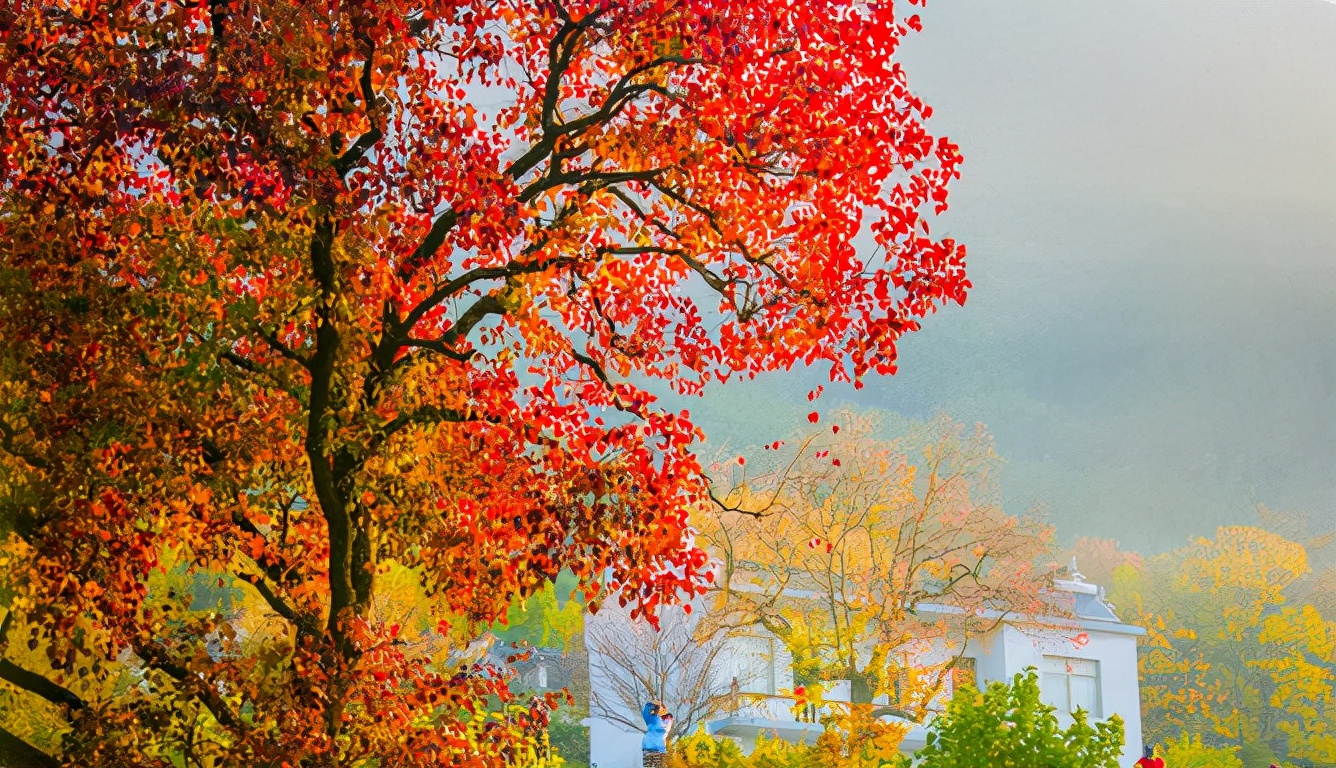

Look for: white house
[585,563,1145,768]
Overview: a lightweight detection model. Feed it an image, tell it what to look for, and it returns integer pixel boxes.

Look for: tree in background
[586,604,734,743]
[1110,526,1336,765]
[1060,537,1143,589]
[698,413,1053,721]
[0,0,969,763]
[491,577,591,768]
[914,671,1124,768]
[494,576,588,656]
[1254,504,1336,623]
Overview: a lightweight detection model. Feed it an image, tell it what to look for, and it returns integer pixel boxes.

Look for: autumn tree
[1111,526,1336,765]
[698,412,1053,719]
[0,0,968,764]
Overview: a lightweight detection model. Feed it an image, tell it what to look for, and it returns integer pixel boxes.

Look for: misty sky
[672,1,1336,554]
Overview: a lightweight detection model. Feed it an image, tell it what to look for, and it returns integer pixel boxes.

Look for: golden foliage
[698,412,1053,719]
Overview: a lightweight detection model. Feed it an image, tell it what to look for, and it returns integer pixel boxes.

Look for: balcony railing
[720,693,834,724]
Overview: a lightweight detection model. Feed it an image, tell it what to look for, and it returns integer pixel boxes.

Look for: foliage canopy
[0,0,965,764]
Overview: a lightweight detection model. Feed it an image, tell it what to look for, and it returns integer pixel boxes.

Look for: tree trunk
[0,727,58,768]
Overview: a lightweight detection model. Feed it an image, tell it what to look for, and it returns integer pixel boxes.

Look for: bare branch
[707,434,818,519]
[587,606,737,739]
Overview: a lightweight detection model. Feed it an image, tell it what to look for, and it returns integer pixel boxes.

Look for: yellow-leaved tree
[696,412,1054,748]
[1110,525,1336,764]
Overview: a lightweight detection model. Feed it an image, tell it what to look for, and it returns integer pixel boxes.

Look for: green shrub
[915,670,1124,768]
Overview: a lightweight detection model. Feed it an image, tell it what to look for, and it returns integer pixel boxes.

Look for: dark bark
[0,727,58,768]
[0,659,85,710]
[302,218,355,648]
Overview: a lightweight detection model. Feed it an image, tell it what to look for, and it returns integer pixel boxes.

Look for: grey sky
[675,1,1336,554]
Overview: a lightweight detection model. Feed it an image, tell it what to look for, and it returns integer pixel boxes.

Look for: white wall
[965,629,1007,688]
[587,716,643,768]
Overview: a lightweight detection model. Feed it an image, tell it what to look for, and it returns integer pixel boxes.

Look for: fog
[671,0,1336,555]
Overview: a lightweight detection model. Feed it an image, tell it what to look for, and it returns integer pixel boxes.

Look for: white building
[586,565,1145,768]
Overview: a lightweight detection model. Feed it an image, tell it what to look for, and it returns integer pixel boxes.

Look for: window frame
[1040,655,1101,718]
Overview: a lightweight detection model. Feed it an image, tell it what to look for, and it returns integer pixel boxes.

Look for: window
[1041,656,1100,717]
[726,635,776,695]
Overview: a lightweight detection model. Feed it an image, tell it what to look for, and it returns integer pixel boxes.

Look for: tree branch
[445,294,506,345]
[333,38,382,176]
[507,17,688,181]
[220,350,261,374]
[136,644,243,732]
[401,337,474,362]
[519,166,666,204]
[0,420,50,472]
[234,571,320,638]
[0,659,85,710]
[397,209,460,280]
[256,326,311,370]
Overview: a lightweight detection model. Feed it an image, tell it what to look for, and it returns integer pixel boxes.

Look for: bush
[1161,734,1244,768]
[914,670,1124,768]
[668,719,908,768]
[669,728,750,768]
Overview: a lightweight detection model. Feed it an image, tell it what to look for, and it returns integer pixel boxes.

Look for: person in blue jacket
[641,701,672,767]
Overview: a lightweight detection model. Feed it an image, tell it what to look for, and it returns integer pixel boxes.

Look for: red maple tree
[0,0,965,764]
